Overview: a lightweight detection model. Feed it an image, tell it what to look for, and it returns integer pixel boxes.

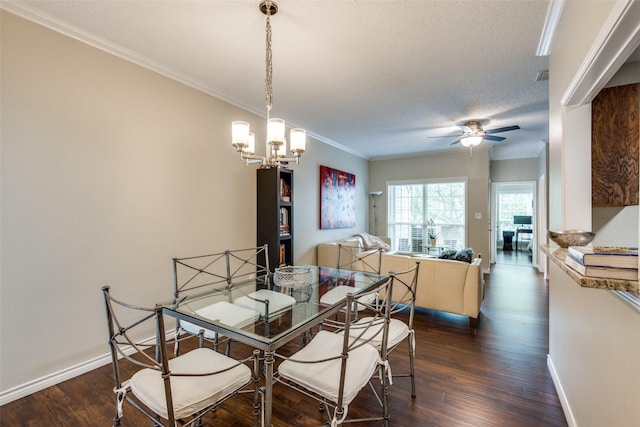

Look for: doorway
[491,181,536,267]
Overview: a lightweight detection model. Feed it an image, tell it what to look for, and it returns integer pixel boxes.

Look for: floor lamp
[369,191,383,236]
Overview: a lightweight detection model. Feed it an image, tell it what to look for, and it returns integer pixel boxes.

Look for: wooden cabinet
[591,83,640,206]
[257,167,293,271]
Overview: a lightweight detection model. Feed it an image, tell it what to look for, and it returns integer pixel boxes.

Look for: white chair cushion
[180,301,260,338]
[319,286,376,311]
[234,289,296,317]
[130,348,251,420]
[277,330,379,405]
[346,317,409,350]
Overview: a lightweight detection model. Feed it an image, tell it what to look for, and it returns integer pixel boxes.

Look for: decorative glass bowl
[273,266,313,288]
[548,229,595,248]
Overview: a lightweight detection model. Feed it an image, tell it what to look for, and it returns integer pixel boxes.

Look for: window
[498,192,533,237]
[387,179,466,253]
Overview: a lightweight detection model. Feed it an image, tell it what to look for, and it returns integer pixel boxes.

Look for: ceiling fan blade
[427,133,462,139]
[485,125,520,134]
[449,139,461,145]
[484,135,506,142]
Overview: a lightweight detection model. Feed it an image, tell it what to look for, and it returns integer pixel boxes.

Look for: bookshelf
[257,167,293,271]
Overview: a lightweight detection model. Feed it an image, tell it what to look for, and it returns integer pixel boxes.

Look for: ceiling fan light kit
[460,135,483,147]
[431,120,521,149]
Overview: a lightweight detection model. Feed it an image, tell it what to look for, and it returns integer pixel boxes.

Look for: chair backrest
[336,277,393,408]
[173,244,270,298]
[226,244,270,283]
[344,277,393,343]
[388,262,420,329]
[101,286,165,417]
[102,285,160,372]
[337,242,382,274]
[173,250,230,298]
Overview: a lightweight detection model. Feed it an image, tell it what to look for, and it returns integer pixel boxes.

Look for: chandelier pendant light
[231,1,306,167]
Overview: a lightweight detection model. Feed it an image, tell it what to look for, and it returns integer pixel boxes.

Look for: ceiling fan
[430,120,520,147]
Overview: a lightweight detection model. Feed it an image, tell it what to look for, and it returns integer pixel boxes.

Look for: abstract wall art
[320,165,356,229]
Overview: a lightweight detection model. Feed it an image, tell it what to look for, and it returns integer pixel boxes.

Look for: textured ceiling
[7,0,555,160]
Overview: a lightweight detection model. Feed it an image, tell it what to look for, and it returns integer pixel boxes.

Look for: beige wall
[0,11,369,399]
[548,0,616,231]
[547,1,640,426]
[548,262,640,427]
[490,158,539,182]
[369,148,491,271]
[293,143,371,265]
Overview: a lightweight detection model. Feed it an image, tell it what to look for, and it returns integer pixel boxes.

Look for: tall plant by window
[387,179,466,253]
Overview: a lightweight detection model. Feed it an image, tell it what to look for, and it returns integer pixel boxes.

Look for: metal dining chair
[344,262,421,397]
[336,241,383,274]
[274,278,394,426]
[320,242,383,317]
[172,245,273,355]
[229,245,296,324]
[101,286,261,427]
[174,244,296,356]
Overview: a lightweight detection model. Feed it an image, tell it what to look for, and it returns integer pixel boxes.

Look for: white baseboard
[0,352,113,406]
[0,333,161,406]
[547,354,578,427]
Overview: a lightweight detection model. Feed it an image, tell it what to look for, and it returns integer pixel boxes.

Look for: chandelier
[231,1,306,167]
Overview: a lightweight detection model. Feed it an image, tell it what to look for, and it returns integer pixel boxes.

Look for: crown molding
[369,144,491,162]
[562,0,640,106]
[536,0,566,56]
[2,1,550,162]
[1,1,364,159]
[0,1,237,106]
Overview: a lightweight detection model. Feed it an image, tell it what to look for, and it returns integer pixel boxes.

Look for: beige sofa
[317,236,485,328]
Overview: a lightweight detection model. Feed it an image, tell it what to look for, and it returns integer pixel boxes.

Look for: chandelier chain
[265,4,273,115]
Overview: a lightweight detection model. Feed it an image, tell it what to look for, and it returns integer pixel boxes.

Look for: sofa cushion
[454,248,474,263]
[438,248,474,263]
[438,250,457,260]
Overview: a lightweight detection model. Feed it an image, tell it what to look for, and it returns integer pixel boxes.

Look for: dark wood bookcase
[257,167,293,271]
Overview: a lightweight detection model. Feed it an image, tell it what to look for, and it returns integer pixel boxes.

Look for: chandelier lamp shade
[231,1,306,167]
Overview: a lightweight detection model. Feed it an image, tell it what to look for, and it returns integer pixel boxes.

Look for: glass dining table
[161,265,389,427]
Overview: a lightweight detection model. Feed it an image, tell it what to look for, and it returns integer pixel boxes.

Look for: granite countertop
[542,245,639,292]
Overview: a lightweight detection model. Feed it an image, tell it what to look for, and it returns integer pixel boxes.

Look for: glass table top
[161,265,388,350]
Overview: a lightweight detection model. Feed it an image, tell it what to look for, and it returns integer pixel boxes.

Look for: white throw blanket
[352,232,390,251]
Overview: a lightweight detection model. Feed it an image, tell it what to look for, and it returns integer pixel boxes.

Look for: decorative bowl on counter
[273,265,313,288]
[548,229,596,248]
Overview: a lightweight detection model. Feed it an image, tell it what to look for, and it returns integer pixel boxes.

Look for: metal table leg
[264,350,275,427]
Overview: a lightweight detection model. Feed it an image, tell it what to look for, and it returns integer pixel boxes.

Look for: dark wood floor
[1,262,567,426]
[495,248,533,267]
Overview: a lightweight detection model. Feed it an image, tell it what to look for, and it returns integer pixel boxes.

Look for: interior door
[491,181,537,266]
